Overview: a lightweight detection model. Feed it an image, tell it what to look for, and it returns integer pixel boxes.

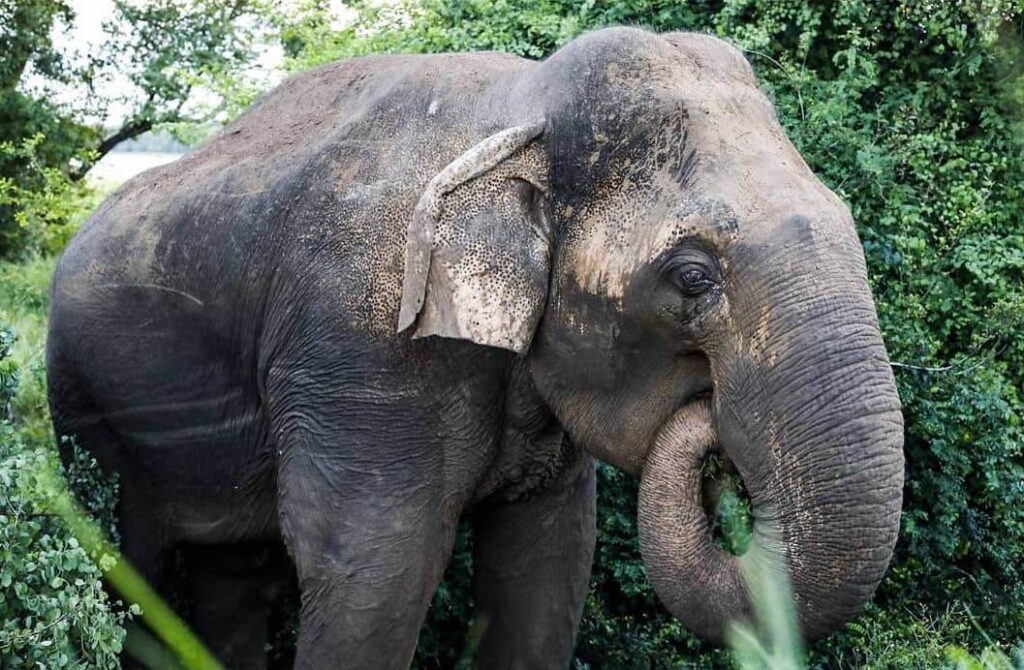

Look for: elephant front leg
[471,455,597,670]
[276,432,460,670]
[283,486,459,670]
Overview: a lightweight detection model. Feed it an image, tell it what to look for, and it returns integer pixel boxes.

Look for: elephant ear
[398,122,553,354]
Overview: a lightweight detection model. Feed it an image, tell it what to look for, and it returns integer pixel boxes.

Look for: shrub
[0,322,126,669]
[0,133,97,259]
[0,255,59,444]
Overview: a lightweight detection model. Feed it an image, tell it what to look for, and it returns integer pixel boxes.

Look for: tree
[84,0,269,169]
[0,0,268,258]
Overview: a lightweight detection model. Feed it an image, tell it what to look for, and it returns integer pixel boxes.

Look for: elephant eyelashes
[655,248,724,328]
[673,266,716,297]
[662,250,720,298]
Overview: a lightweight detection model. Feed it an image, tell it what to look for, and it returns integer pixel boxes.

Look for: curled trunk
[638,392,903,643]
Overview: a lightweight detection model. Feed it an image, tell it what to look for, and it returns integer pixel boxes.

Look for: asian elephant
[47,27,904,670]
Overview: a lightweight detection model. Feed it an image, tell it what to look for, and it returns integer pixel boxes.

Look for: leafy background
[1,1,1023,668]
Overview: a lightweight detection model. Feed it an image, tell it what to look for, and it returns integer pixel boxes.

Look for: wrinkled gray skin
[47,28,904,670]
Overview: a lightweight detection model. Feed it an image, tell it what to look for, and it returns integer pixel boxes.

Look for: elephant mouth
[651,397,754,557]
[700,440,753,557]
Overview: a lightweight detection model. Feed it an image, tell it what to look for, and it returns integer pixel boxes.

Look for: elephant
[46,26,905,670]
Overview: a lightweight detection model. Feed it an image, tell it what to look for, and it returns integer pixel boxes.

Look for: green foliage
[947,644,1024,670]
[0,0,100,259]
[101,0,270,141]
[753,2,1024,648]
[1,0,94,259]
[0,134,96,258]
[0,326,17,417]
[0,322,127,669]
[0,255,59,443]
[728,552,803,670]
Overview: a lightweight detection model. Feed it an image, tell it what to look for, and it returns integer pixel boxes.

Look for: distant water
[88,151,184,187]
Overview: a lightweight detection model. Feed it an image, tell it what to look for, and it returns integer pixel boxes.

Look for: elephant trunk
[637,344,904,643]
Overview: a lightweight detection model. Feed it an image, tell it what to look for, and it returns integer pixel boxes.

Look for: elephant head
[399,27,904,643]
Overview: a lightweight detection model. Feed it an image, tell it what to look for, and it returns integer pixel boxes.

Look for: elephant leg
[471,455,597,670]
[273,421,460,669]
[284,494,458,670]
[183,542,287,669]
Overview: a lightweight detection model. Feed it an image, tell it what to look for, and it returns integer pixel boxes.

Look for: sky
[65,0,115,43]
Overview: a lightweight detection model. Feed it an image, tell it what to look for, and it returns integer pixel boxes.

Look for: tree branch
[70,118,153,181]
[890,339,1010,376]
[96,118,154,157]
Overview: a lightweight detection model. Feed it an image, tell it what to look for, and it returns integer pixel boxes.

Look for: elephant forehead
[660,32,759,85]
[558,170,670,301]
[560,83,855,302]
[669,74,854,236]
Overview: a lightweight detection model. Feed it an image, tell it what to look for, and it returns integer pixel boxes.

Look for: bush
[0,134,96,259]
[0,322,127,669]
[0,255,60,444]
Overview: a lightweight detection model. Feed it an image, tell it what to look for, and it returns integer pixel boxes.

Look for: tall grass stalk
[727,547,804,670]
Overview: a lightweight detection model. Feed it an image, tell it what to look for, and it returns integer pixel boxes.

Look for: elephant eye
[673,266,715,297]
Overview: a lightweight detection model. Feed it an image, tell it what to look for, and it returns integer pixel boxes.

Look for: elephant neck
[471,358,579,503]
